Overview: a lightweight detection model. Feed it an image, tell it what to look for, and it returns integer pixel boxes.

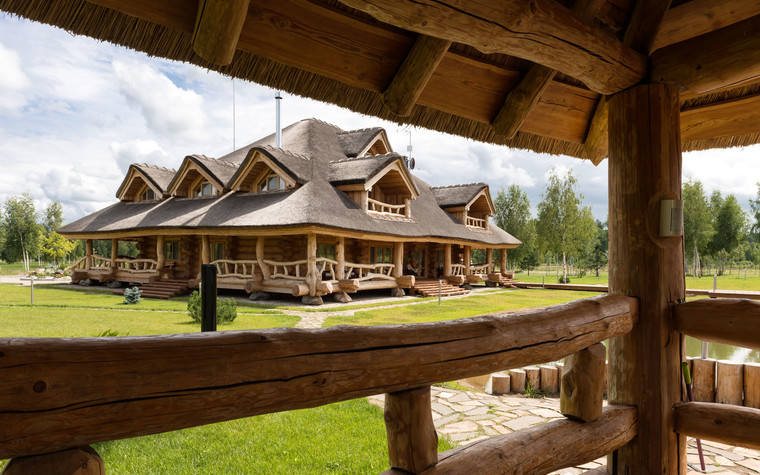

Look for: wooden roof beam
[192,0,250,65]
[652,0,760,52]
[681,94,760,143]
[490,0,605,139]
[581,0,671,164]
[651,15,760,95]
[382,34,451,117]
[337,0,646,95]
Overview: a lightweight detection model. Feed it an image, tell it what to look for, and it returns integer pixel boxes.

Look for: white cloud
[113,61,206,141]
[0,42,29,111]
[110,140,172,173]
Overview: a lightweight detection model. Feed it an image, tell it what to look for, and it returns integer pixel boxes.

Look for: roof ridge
[136,163,176,172]
[301,117,343,132]
[259,144,311,161]
[430,182,487,189]
[328,152,399,164]
[192,154,237,168]
[337,126,382,135]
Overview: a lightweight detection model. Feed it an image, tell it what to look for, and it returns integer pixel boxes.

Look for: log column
[156,235,166,271]
[85,239,93,270]
[201,235,210,265]
[306,233,318,297]
[256,237,270,281]
[464,245,471,275]
[501,248,508,274]
[486,248,493,273]
[394,241,404,278]
[336,237,345,280]
[607,82,685,472]
[443,243,452,276]
[110,239,118,268]
[384,387,438,473]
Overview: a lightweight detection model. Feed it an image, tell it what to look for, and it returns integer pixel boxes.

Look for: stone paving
[369,386,760,474]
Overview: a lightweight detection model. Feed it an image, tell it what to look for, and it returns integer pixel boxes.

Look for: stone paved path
[369,386,760,474]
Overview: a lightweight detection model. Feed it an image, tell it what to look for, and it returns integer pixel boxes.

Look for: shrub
[187,291,238,324]
[123,286,142,304]
[558,275,571,284]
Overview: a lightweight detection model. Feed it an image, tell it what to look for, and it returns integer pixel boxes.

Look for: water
[685,336,760,363]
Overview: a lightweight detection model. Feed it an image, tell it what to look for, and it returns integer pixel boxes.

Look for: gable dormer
[329,153,419,219]
[116,164,175,202]
[167,155,235,198]
[337,128,391,158]
[431,183,495,230]
[227,146,310,193]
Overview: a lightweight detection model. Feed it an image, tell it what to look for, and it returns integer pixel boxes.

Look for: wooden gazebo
[2,1,760,473]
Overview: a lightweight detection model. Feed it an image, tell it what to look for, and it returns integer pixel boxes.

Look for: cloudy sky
[2,14,759,226]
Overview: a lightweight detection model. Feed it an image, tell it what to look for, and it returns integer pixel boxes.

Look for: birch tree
[2,193,41,272]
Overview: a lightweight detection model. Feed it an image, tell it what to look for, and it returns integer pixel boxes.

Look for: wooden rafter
[337,0,646,95]
[652,0,760,52]
[382,34,451,117]
[490,0,605,139]
[191,0,250,65]
[651,15,760,95]
[682,94,760,143]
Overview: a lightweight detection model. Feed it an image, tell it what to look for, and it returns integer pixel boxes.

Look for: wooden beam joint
[192,0,251,65]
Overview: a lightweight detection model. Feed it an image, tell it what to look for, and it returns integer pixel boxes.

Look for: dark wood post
[201,263,217,332]
[384,386,438,473]
[607,82,686,472]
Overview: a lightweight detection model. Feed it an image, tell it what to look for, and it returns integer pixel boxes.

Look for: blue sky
[1,14,759,226]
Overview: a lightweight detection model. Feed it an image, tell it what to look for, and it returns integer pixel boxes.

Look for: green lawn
[324,289,601,327]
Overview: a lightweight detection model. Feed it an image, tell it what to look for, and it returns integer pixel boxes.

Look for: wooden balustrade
[114,258,158,273]
[674,298,760,350]
[316,258,338,280]
[674,402,760,450]
[263,259,308,280]
[65,256,86,272]
[212,259,258,278]
[343,262,396,281]
[449,264,465,276]
[367,198,406,217]
[465,216,486,229]
[0,294,636,460]
[468,263,490,275]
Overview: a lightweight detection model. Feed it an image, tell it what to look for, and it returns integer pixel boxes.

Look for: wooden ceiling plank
[681,94,760,142]
[192,0,251,65]
[382,34,452,117]
[652,0,760,52]
[651,15,760,95]
[582,0,671,164]
[87,0,195,33]
[491,0,605,139]
[337,0,646,95]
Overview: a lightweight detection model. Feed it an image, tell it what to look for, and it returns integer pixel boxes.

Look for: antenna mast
[275,91,282,148]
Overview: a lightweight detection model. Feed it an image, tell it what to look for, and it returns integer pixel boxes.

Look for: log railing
[0,294,637,469]
[65,256,86,272]
[89,254,111,269]
[468,263,490,275]
[263,259,308,280]
[465,216,486,229]
[212,259,258,279]
[450,264,465,276]
[317,258,338,280]
[344,262,396,281]
[114,258,158,274]
[367,198,406,217]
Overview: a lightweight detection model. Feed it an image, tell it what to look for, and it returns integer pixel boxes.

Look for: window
[166,241,180,261]
[212,242,224,261]
[258,172,285,192]
[194,181,216,197]
[370,246,392,264]
[317,244,336,260]
[139,187,156,201]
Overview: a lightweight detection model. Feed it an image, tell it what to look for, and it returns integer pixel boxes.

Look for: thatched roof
[337,128,385,157]
[431,184,489,209]
[60,119,520,247]
[4,0,760,164]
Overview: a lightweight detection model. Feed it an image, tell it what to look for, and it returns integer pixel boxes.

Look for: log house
[3,0,760,473]
[59,119,520,302]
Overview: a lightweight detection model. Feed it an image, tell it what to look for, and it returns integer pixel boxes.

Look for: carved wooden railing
[115,258,158,274]
[0,295,639,473]
[212,259,258,279]
[673,298,760,450]
[90,254,111,269]
[65,256,86,272]
[317,258,338,280]
[367,198,406,217]
[450,264,465,276]
[263,259,308,280]
[344,262,395,281]
[469,263,490,275]
[466,216,486,229]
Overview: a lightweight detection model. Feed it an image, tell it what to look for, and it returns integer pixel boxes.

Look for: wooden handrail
[343,262,395,280]
[469,263,489,275]
[674,298,760,350]
[212,259,258,278]
[263,259,307,280]
[0,294,637,459]
[674,402,760,450]
[65,256,86,272]
[382,405,637,474]
[91,254,111,269]
[367,198,406,217]
[114,258,158,273]
[465,216,486,229]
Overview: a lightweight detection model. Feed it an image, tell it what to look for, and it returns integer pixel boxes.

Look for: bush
[123,286,142,304]
[558,275,571,284]
[187,291,238,324]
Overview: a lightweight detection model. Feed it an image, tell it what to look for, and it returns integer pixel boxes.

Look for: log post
[156,235,166,272]
[256,237,270,280]
[394,241,404,278]
[509,369,526,393]
[110,239,118,269]
[336,237,345,280]
[501,248,508,274]
[306,233,318,297]
[716,360,743,405]
[384,387,438,473]
[464,245,471,276]
[443,243,452,276]
[2,445,105,475]
[540,364,559,394]
[486,248,493,274]
[560,343,606,422]
[607,83,685,472]
[191,0,250,65]
[525,366,540,392]
[692,358,716,402]
[745,363,760,409]
[492,373,510,395]
[201,235,210,265]
[85,239,93,270]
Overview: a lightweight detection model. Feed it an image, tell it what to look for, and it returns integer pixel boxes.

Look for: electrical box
[660,199,683,237]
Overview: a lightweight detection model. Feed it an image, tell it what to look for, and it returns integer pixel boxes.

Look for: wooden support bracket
[561,343,606,422]
[192,0,250,65]
[384,387,438,473]
[1,446,104,475]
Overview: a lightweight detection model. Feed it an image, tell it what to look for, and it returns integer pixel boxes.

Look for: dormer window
[258,172,286,192]
[139,188,156,201]
[194,181,216,197]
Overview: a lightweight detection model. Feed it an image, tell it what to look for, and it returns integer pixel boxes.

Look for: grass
[323,289,601,327]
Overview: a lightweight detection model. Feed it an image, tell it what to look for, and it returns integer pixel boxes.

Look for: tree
[751,183,760,237]
[536,169,596,283]
[43,201,64,234]
[40,231,77,267]
[582,220,608,277]
[709,194,746,274]
[493,184,537,271]
[2,194,41,272]
[682,180,713,277]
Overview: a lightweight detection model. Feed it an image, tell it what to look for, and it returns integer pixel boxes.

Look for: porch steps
[413,279,470,297]
[112,280,190,299]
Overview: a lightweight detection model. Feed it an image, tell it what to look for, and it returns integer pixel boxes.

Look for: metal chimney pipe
[275,91,282,148]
